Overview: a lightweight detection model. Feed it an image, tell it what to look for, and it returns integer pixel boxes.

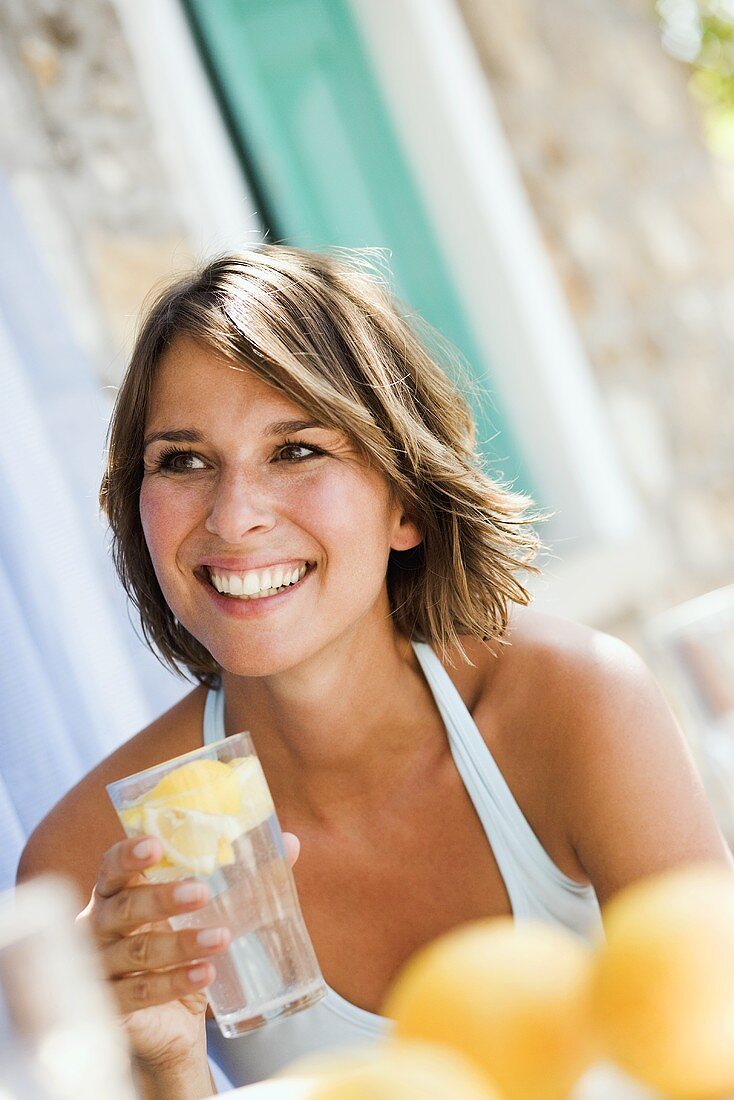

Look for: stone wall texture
[0,0,192,383]
[2,0,732,679]
[457,0,734,648]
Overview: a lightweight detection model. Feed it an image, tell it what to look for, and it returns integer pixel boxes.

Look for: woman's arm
[555,631,732,905]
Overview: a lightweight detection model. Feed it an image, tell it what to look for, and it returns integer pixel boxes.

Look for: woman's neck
[218,628,446,824]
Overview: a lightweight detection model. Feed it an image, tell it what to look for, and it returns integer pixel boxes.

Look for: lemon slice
[119,753,274,877]
[142,806,240,875]
[119,803,191,880]
[228,757,275,832]
[119,803,146,834]
[147,759,240,816]
[144,855,184,884]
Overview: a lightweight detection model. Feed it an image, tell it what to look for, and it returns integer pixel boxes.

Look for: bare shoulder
[17,686,208,901]
[455,606,632,729]
[462,607,731,903]
[486,604,687,766]
[495,605,643,704]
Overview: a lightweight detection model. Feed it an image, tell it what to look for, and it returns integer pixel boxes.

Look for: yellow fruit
[590,863,734,1099]
[277,1047,384,1080]
[141,854,181,884]
[142,806,239,876]
[228,756,275,831]
[148,759,240,816]
[291,1041,501,1100]
[119,754,273,878]
[384,918,596,1100]
[119,804,145,834]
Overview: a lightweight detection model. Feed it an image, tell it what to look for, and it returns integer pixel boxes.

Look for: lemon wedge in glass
[141,806,241,876]
[119,754,275,878]
[147,759,240,816]
[229,756,275,832]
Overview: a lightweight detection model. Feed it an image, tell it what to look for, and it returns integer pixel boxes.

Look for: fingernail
[188,965,209,984]
[132,840,153,860]
[196,928,226,948]
[173,883,206,905]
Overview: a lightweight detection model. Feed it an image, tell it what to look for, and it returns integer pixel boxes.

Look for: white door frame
[350,0,673,620]
[112,0,264,257]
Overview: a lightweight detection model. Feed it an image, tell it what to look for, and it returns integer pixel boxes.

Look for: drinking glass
[106,732,326,1036]
[0,876,137,1100]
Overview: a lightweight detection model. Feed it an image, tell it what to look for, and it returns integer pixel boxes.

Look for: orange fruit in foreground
[277,1046,376,1080]
[383,917,596,1100]
[591,863,734,1099]
[301,1040,501,1099]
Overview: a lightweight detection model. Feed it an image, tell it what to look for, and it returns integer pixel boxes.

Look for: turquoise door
[184,0,533,491]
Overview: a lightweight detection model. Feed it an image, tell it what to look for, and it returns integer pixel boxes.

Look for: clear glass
[647,584,734,843]
[106,732,326,1036]
[0,876,137,1100]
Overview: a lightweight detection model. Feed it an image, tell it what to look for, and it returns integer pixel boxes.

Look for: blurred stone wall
[2,0,732,648]
[457,0,734,633]
[0,0,193,384]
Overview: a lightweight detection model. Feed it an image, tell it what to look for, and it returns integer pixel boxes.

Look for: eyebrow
[143,420,323,449]
[266,418,322,437]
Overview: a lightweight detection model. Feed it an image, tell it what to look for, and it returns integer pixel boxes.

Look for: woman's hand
[78,832,301,1078]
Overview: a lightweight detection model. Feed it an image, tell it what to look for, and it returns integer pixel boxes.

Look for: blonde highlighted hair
[100,245,540,685]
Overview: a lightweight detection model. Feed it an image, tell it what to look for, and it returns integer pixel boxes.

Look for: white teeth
[208,564,309,599]
[243,573,260,596]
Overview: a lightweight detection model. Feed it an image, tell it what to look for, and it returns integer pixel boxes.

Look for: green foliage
[657,1,734,158]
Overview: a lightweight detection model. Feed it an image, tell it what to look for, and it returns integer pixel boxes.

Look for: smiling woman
[101,246,539,687]
[17,245,731,1098]
[133,327,430,680]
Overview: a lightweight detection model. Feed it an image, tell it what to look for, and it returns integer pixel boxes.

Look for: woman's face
[139,335,421,677]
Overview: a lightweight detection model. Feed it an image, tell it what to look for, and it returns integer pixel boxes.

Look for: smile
[206,562,310,600]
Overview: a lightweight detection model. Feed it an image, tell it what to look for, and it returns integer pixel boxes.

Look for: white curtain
[0,172,186,893]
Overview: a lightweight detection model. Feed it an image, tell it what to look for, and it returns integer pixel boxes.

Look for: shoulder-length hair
[100,245,540,686]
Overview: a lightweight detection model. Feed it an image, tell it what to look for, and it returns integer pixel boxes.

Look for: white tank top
[203,641,602,1088]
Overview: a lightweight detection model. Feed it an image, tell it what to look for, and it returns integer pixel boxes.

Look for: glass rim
[105,730,253,799]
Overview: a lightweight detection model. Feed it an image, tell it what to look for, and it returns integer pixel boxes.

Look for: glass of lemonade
[106,733,326,1036]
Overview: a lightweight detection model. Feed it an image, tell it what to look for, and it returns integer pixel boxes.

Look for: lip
[195,562,314,617]
[199,557,313,573]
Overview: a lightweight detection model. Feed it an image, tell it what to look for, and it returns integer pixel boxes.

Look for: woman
[18,246,731,1098]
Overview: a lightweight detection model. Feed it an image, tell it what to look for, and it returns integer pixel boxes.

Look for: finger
[92,879,211,940]
[112,959,217,1014]
[102,925,231,979]
[95,837,165,898]
[283,831,300,865]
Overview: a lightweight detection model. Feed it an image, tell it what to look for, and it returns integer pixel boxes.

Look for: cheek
[139,482,198,566]
[294,469,393,560]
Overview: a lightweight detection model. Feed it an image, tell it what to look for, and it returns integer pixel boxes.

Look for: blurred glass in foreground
[648,584,734,842]
[0,876,136,1100]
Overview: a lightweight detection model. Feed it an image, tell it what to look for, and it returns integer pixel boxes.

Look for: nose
[204,469,277,541]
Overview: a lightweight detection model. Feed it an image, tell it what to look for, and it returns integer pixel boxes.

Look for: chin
[208,639,313,680]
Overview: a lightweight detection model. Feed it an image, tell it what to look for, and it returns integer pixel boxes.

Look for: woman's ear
[390,511,423,553]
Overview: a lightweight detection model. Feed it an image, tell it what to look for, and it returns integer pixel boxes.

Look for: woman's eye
[157,449,206,472]
[277,442,321,462]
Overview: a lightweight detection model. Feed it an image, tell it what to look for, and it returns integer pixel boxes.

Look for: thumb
[283,831,301,866]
